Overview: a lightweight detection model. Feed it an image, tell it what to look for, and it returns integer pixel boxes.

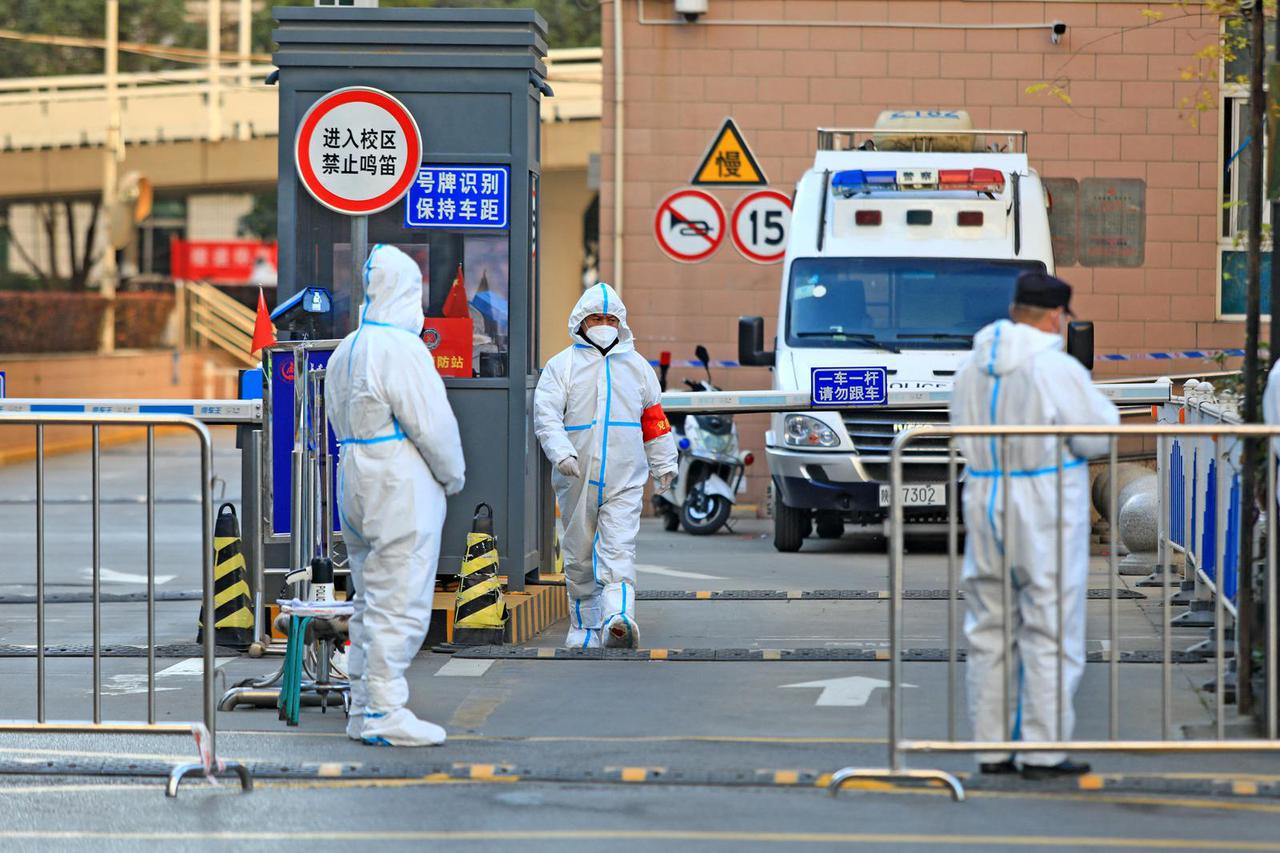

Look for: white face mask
[584,324,619,351]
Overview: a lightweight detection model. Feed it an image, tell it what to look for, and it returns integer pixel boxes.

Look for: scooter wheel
[681,489,731,535]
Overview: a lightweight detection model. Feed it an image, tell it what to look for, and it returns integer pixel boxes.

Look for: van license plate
[878,484,945,508]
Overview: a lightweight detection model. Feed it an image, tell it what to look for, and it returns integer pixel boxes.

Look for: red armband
[641,404,672,442]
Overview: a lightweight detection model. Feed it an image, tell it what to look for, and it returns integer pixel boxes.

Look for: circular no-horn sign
[653,188,726,263]
[731,189,792,264]
[294,87,423,216]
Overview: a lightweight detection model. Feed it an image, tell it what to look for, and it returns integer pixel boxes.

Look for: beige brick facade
[598,0,1238,507]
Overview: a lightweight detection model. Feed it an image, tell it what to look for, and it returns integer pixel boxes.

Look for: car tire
[815,511,844,540]
[774,500,811,552]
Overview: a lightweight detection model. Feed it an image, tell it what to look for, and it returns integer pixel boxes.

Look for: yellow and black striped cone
[452,503,506,645]
[196,502,255,650]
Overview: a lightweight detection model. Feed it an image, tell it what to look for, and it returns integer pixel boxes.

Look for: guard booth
[269,6,554,590]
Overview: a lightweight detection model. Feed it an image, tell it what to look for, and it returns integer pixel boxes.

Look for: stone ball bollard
[1118,488,1160,555]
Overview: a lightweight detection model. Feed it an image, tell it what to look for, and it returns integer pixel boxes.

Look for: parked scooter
[652,345,753,535]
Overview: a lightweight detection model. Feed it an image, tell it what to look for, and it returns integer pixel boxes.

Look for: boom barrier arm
[660,381,1172,414]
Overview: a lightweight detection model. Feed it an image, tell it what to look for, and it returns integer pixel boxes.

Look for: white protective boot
[565,591,603,649]
[346,687,367,741]
[361,708,447,747]
[601,581,639,649]
[345,641,367,741]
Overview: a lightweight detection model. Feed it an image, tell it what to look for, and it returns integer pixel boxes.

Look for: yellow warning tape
[462,551,499,574]
[455,599,505,629]
[455,578,503,607]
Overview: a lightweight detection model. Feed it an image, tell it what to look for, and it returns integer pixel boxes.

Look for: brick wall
[601,0,1233,508]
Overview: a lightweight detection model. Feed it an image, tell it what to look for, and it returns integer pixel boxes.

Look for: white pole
[100,0,120,354]
[238,0,251,89]
[208,0,222,142]
[612,0,625,294]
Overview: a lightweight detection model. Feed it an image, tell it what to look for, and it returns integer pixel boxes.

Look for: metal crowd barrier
[1158,394,1245,669]
[0,412,252,797]
[830,423,1280,802]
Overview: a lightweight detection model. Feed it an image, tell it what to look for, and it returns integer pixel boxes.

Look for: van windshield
[786,257,1047,350]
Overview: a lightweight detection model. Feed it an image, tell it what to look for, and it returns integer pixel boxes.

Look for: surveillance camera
[674,0,707,23]
[271,286,334,340]
[1051,21,1067,44]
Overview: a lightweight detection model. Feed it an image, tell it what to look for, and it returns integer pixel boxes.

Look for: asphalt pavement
[0,435,1278,851]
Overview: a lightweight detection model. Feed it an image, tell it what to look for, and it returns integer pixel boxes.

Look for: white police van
[738,110,1063,552]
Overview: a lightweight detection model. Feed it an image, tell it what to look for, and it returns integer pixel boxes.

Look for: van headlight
[784,414,840,448]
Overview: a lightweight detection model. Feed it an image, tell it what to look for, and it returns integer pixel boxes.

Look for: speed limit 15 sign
[731,189,792,264]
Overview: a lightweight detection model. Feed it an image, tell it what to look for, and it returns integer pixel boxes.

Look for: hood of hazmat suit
[326,244,465,746]
[950,318,1118,768]
[533,283,677,648]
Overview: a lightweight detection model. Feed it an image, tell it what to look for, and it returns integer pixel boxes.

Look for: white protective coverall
[950,319,1118,766]
[1264,362,1280,477]
[533,283,678,648]
[326,244,466,746]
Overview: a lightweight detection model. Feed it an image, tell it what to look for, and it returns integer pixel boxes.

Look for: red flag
[250,287,276,354]
[442,263,469,319]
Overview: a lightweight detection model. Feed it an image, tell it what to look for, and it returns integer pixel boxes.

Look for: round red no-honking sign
[294,87,422,216]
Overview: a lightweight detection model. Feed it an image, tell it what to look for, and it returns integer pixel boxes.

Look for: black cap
[1014,271,1074,316]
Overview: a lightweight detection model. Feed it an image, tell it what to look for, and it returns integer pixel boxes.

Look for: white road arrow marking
[100,657,232,696]
[780,676,916,707]
[81,567,177,585]
[435,659,494,677]
[634,564,726,581]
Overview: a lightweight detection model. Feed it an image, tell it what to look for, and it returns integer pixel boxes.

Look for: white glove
[654,471,676,494]
[556,455,581,478]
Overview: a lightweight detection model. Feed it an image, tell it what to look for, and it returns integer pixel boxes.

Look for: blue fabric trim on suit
[967,457,1086,478]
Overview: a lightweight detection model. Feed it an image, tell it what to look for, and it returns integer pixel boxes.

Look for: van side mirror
[1067,321,1094,371]
[738,316,775,367]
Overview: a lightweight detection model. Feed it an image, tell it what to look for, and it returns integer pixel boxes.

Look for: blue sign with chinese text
[811,367,888,407]
[404,165,510,230]
[269,348,341,538]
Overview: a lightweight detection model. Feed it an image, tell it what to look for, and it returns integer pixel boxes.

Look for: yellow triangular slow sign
[692,118,767,186]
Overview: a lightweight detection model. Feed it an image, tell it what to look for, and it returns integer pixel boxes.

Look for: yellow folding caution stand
[452,503,507,645]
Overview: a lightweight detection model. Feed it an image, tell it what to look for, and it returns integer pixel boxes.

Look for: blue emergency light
[831,170,896,196]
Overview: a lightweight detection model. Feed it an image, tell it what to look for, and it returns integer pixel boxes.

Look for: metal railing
[816,126,1029,154]
[179,280,260,368]
[830,423,1280,802]
[0,411,252,797]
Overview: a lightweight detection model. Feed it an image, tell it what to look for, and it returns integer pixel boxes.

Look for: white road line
[435,659,494,677]
[81,567,178,586]
[634,564,727,581]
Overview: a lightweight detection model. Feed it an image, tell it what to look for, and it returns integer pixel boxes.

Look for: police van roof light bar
[832,168,1004,197]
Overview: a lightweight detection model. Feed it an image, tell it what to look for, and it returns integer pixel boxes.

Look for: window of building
[1219,23,1273,319]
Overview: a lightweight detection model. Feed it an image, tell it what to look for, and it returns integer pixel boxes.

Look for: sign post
[293,85,423,327]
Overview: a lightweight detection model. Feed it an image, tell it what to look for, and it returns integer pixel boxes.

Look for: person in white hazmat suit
[950,272,1118,780]
[326,244,466,747]
[534,283,678,649]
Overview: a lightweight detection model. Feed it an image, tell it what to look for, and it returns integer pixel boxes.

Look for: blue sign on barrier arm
[404,165,510,230]
[269,349,341,537]
[811,367,888,407]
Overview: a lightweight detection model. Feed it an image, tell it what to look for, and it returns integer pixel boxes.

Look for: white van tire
[773,501,811,552]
